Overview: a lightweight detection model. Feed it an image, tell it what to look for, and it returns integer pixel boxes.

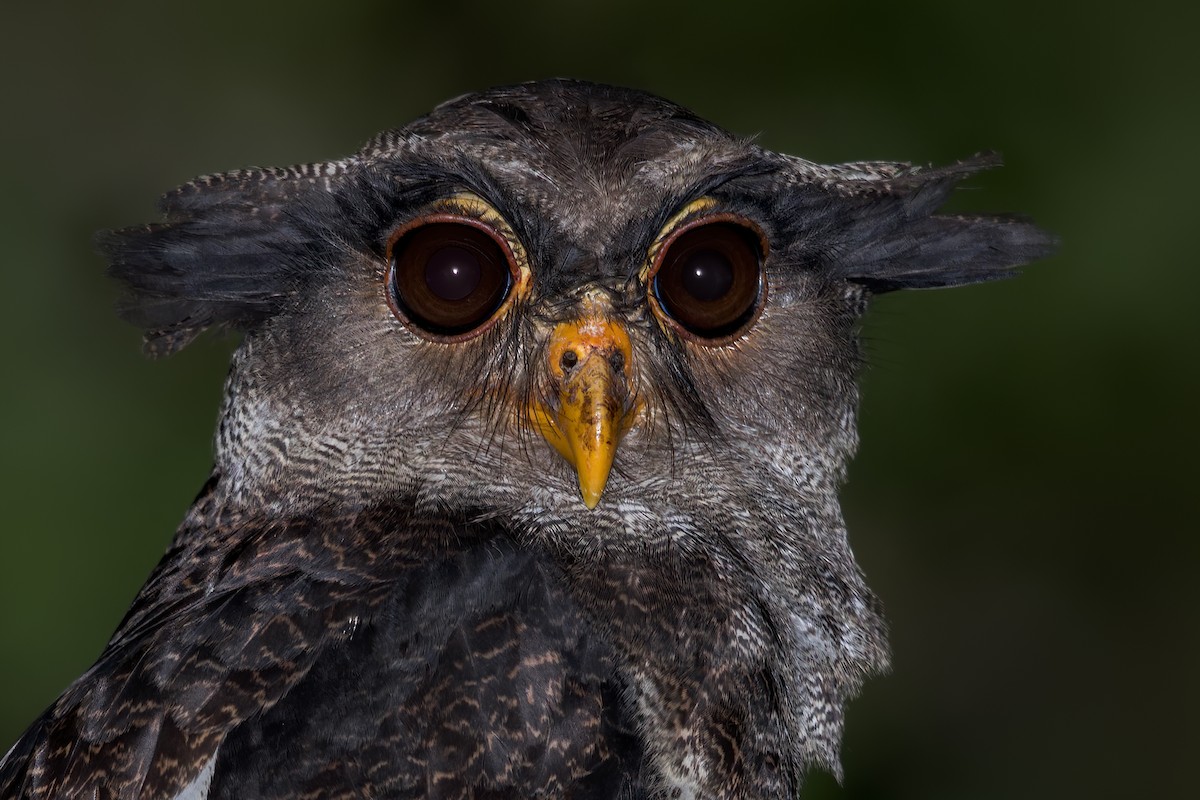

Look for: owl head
[102,79,1050,526]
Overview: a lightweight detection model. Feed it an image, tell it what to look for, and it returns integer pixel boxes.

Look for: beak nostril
[560,350,579,371]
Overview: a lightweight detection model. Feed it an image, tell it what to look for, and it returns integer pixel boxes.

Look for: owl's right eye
[386,215,518,340]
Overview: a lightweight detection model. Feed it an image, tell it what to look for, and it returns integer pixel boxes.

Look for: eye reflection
[680,249,735,302]
[424,246,482,302]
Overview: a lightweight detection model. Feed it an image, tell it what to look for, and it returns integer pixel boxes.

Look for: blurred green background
[1,1,1195,797]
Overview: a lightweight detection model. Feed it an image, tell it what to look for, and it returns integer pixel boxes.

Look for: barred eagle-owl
[0,80,1054,799]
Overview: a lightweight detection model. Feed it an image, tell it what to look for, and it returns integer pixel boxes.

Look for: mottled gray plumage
[0,80,1054,799]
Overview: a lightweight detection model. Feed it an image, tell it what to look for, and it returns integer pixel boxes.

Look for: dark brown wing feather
[0,491,645,800]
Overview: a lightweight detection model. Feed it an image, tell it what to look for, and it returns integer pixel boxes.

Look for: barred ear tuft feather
[99,162,352,357]
[771,152,1056,291]
[830,153,1057,291]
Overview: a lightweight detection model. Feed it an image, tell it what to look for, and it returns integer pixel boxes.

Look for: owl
[0,80,1053,799]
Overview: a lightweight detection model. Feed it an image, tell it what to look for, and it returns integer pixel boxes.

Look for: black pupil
[425,246,481,301]
[681,249,734,302]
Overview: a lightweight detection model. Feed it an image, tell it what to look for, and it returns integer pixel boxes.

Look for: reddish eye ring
[648,213,767,343]
[385,213,519,341]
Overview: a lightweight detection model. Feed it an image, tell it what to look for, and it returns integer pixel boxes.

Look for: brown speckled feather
[1,483,646,799]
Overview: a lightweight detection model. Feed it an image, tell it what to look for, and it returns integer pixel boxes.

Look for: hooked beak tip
[530,313,636,509]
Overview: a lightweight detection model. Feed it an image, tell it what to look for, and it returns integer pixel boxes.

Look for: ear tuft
[99,162,350,356]
[813,153,1058,291]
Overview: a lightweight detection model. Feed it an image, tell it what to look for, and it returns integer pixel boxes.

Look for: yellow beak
[530,313,637,509]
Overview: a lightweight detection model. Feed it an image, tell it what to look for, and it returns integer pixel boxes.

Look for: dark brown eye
[650,216,765,341]
[387,216,516,339]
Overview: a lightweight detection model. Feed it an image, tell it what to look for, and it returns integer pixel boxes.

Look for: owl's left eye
[386,215,518,340]
[648,214,767,342]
